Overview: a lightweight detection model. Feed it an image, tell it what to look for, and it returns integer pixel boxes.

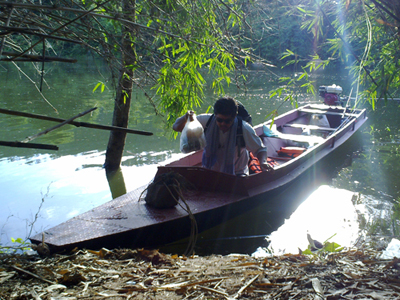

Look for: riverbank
[1,246,399,299]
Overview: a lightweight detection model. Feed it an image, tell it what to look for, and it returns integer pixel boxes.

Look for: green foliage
[267,50,325,109]
[275,0,400,107]
[93,81,106,93]
[135,0,253,128]
[5,0,399,133]
[323,241,344,253]
[302,235,344,257]
[60,0,257,130]
[0,237,32,254]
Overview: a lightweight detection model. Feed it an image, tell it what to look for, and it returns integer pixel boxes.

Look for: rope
[163,180,198,256]
[139,172,198,256]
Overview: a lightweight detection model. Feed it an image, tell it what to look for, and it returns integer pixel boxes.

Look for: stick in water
[21,107,97,143]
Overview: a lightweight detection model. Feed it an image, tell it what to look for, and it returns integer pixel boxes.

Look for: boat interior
[256,106,350,167]
[165,105,360,170]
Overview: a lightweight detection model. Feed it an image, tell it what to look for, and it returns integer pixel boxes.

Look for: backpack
[237,102,252,126]
[204,102,252,154]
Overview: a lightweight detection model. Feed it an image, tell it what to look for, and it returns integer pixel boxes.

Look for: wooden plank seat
[276,133,324,146]
[262,124,324,146]
[299,108,359,117]
[283,123,336,131]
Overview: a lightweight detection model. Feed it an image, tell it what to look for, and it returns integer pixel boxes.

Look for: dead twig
[10,61,57,112]
[198,285,229,297]
[12,265,56,285]
[231,274,260,299]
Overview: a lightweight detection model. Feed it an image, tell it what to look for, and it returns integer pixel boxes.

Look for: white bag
[180,114,206,153]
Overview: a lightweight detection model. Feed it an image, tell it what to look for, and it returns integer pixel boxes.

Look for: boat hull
[30,104,368,251]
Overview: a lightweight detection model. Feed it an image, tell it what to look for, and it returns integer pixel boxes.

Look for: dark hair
[213,97,238,117]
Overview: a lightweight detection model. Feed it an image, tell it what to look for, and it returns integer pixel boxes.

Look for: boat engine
[319,84,343,106]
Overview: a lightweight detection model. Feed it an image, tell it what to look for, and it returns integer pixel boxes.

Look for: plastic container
[319,84,343,95]
[180,113,206,153]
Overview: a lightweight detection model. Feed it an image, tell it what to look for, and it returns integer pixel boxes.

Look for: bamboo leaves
[2,247,399,299]
[92,81,106,93]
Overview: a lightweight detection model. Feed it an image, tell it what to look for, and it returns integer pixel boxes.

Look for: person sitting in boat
[173,97,271,176]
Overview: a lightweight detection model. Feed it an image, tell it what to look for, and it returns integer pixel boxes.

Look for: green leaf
[297,7,306,13]
[298,72,307,80]
[93,82,103,93]
[302,248,314,255]
[324,242,343,252]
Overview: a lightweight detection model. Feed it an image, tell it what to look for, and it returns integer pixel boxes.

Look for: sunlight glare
[263,185,360,256]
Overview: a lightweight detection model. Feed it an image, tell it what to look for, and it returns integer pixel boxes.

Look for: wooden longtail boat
[31,104,367,252]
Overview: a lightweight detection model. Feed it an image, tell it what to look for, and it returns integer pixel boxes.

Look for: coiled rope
[139,172,198,256]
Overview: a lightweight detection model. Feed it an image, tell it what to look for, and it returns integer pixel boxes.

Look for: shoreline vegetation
[1,246,400,299]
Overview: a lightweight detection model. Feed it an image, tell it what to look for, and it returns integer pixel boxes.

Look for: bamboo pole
[0,1,205,47]
[5,0,114,62]
[0,108,153,136]
[0,25,82,44]
[0,141,58,150]
[1,58,76,63]
[21,107,97,143]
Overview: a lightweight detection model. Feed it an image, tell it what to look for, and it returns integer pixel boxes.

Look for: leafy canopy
[271,0,400,108]
[0,0,262,128]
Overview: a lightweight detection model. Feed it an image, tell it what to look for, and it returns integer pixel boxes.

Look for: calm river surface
[1,60,399,255]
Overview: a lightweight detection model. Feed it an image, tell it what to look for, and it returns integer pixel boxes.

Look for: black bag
[144,173,179,209]
[237,102,252,126]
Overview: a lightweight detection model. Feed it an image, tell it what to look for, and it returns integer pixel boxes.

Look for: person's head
[213,97,238,132]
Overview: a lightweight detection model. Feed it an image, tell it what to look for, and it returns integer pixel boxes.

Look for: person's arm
[256,150,273,172]
[242,121,273,172]
[173,111,194,132]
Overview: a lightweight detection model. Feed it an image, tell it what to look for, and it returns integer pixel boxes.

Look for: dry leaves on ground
[1,247,400,299]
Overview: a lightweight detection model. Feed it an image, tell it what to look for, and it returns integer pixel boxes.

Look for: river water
[1,60,399,255]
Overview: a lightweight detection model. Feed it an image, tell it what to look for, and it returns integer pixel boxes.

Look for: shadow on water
[158,131,365,256]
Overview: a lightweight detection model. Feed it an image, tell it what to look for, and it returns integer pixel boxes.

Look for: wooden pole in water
[0,108,153,136]
[21,107,98,143]
[0,141,58,150]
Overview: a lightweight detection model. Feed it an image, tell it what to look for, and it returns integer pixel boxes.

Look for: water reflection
[106,168,127,199]
[159,158,332,255]
[256,185,360,257]
[0,149,189,246]
[0,151,110,245]
[160,184,364,257]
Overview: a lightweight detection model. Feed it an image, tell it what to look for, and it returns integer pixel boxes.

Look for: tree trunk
[104,1,136,172]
